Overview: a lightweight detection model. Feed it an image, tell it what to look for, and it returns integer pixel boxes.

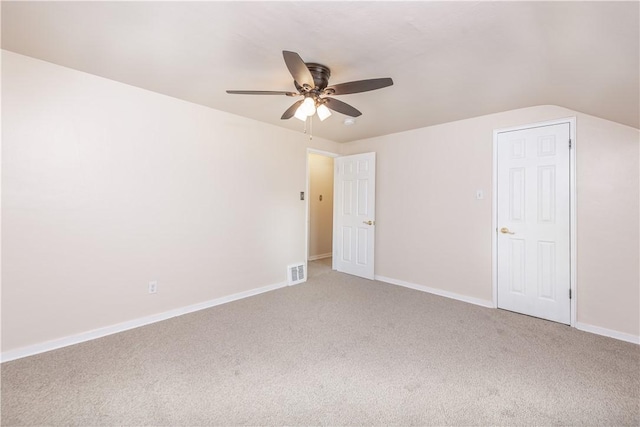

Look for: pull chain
[301,115,313,140]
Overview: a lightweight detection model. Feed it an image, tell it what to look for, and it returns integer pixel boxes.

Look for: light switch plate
[476,190,484,200]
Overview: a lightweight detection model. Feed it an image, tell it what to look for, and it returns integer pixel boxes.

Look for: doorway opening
[306,150,338,265]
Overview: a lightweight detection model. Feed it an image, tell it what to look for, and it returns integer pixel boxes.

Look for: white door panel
[334,152,376,280]
[497,123,571,324]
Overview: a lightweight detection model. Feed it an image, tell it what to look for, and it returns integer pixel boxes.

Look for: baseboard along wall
[1,281,288,363]
[375,275,639,345]
[575,322,640,345]
[4,273,637,363]
[375,275,494,309]
[308,252,332,261]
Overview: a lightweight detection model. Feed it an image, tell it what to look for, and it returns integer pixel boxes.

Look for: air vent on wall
[288,263,306,286]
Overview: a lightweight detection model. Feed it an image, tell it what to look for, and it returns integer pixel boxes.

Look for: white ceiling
[3,1,639,143]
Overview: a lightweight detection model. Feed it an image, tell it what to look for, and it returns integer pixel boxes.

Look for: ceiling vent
[288,263,306,286]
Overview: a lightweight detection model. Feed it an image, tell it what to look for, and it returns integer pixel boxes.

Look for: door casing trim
[492,117,577,327]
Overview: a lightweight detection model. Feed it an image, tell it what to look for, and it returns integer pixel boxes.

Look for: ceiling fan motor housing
[294,63,331,92]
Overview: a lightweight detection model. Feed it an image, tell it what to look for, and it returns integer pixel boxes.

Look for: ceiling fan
[226,51,393,122]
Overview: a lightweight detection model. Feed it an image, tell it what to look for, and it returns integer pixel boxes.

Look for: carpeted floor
[1,258,639,425]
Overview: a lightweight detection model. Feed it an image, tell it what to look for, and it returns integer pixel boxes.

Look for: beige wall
[1,51,340,352]
[3,50,638,355]
[341,105,640,338]
[576,115,639,335]
[308,153,334,259]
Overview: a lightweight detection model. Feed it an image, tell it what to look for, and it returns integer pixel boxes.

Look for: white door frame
[492,117,577,327]
[305,148,340,268]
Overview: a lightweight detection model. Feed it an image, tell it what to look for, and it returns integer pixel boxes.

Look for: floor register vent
[288,263,306,285]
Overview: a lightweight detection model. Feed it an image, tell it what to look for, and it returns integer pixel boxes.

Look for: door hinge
[569,138,572,149]
[569,289,572,299]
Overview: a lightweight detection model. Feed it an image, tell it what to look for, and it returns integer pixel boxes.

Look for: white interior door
[497,123,571,324]
[334,152,376,280]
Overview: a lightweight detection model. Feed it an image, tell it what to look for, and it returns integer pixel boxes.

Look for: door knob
[500,227,515,235]
[363,220,374,225]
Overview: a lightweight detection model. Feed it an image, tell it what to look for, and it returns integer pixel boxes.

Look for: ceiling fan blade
[226,90,298,96]
[325,78,393,95]
[281,99,304,120]
[283,51,315,89]
[323,98,362,117]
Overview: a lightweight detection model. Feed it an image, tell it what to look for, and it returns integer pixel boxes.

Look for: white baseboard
[575,322,640,345]
[375,275,494,309]
[377,276,639,345]
[5,278,636,363]
[308,253,332,261]
[1,281,287,363]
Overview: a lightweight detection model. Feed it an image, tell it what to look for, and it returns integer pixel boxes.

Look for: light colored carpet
[1,258,639,426]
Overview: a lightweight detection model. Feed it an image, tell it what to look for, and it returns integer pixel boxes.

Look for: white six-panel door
[334,152,376,280]
[497,123,571,324]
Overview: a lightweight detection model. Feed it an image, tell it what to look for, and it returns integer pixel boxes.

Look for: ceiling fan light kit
[300,96,316,116]
[316,104,332,121]
[226,50,393,133]
[294,107,308,122]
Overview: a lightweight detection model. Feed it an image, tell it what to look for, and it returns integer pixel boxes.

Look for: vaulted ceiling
[3,1,638,142]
